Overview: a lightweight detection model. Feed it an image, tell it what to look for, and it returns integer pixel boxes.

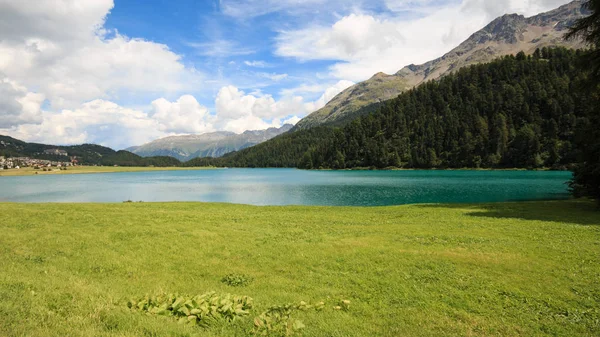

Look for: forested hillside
[194,48,593,170]
[0,135,180,167]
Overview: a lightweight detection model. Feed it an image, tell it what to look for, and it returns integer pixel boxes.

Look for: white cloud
[216,86,256,119]
[0,0,113,43]
[0,0,209,147]
[215,85,301,133]
[303,80,355,112]
[186,39,255,57]
[0,1,202,110]
[1,95,218,149]
[275,0,573,81]
[244,60,270,68]
[151,95,214,134]
[2,100,164,149]
[259,73,289,81]
[223,115,280,134]
[213,80,354,133]
[0,77,44,128]
[1,77,351,148]
[283,115,301,125]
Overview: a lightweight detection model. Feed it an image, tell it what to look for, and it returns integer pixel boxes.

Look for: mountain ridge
[294,0,589,130]
[128,124,293,161]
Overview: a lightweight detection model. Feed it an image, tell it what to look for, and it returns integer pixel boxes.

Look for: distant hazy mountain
[128,125,293,161]
[294,0,588,130]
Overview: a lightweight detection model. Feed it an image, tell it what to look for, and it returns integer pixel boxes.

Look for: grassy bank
[0,166,216,177]
[0,200,598,336]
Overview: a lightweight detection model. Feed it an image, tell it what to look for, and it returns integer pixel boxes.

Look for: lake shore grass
[1,200,598,336]
[0,166,217,177]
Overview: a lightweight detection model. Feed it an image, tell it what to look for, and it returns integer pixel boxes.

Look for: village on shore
[0,148,76,171]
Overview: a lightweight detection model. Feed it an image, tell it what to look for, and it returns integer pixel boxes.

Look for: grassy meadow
[0,166,215,177]
[0,200,599,336]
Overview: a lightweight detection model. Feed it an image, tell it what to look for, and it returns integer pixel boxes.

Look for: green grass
[0,166,216,177]
[0,200,598,336]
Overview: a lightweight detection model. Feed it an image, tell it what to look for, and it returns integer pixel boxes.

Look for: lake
[0,169,572,206]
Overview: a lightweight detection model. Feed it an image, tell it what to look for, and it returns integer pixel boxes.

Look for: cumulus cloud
[2,100,163,149]
[215,85,302,133]
[276,0,573,81]
[1,78,349,148]
[0,0,113,43]
[1,95,218,149]
[214,80,354,133]
[0,0,201,110]
[0,0,206,146]
[0,77,44,128]
[0,0,212,147]
[151,95,214,134]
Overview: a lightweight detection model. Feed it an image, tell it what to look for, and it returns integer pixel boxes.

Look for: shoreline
[0,166,217,177]
[0,197,577,206]
[0,165,573,177]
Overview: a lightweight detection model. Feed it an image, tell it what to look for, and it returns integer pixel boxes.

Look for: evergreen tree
[566,0,600,203]
[566,0,600,83]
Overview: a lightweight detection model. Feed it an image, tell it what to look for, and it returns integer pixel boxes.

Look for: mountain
[294,0,589,130]
[187,47,591,170]
[0,135,180,167]
[128,124,293,161]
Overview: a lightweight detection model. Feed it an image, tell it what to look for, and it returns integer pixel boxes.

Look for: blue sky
[0,0,572,149]
[103,0,350,105]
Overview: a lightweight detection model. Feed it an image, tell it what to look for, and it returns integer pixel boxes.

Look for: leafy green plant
[253,299,338,336]
[127,291,253,327]
[221,273,253,287]
[253,303,305,336]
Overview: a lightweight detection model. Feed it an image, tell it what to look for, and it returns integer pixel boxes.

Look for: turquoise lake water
[0,169,571,206]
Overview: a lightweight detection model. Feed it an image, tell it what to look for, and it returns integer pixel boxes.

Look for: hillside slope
[0,135,180,167]
[294,0,588,130]
[129,125,293,161]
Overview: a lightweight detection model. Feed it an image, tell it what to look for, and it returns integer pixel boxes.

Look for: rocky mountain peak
[293,0,588,131]
[477,14,527,44]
